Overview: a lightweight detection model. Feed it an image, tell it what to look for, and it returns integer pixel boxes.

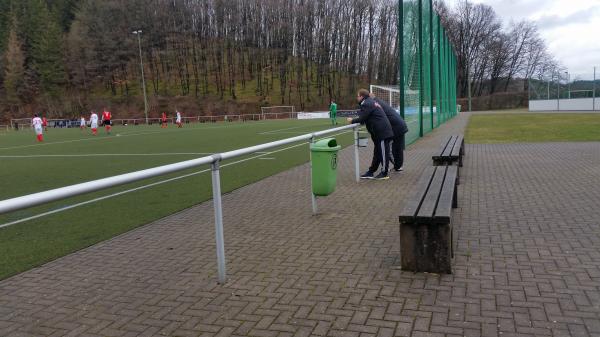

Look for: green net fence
[421,0,433,135]
[400,0,457,145]
[401,0,421,144]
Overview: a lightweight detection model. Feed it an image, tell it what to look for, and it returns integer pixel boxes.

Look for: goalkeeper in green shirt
[329,100,338,125]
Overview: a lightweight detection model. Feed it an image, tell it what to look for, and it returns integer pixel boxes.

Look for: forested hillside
[0,0,399,120]
[0,0,555,120]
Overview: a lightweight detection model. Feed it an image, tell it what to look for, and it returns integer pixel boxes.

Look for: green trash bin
[310,138,341,196]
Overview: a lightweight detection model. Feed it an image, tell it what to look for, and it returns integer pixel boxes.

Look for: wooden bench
[432,135,464,167]
[399,165,458,274]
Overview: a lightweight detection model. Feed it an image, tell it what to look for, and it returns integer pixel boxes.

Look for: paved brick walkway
[1,113,600,337]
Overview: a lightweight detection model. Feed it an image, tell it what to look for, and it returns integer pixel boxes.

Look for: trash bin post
[354,126,360,182]
[309,134,318,214]
[210,156,227,284]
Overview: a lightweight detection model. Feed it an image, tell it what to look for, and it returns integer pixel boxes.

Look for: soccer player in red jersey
[41,116,48,131]
[102,108,112,134]
[161,112,168,128]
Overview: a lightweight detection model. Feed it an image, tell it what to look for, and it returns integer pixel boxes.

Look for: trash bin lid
[310,138,341,152]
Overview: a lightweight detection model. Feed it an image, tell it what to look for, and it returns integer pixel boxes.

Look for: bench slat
[441,135,457,158]
[416,166,446,221]
[450,135,463,159]
[434,165,457,222]
[432,137,452,160]
[399,166,436,222]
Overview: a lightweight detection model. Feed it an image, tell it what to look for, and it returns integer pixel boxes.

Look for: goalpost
[568,90,594,99]
[10,118,32,130]
[370,84,421,140]
[370,84,422,115]
[370,85,401,111]
[260,106,295,120]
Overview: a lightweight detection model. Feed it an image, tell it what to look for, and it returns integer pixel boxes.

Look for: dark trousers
[369,138,392,174]
[390,134,405,169]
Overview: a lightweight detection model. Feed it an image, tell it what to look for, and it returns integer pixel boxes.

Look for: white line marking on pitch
[259,125,317,135]
[0,130,352,228]
[260,131,325,135]
[258,157,275,160]
[0,152,212,158]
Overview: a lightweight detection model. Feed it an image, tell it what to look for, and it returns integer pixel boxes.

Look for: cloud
[536,6,600,30]
[459,0,548,25]
[450,0,600,75]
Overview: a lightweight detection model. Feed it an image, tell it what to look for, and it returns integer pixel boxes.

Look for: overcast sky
[449,0,600,79]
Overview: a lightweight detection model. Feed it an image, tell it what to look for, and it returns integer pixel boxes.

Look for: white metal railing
[0,124,362,283]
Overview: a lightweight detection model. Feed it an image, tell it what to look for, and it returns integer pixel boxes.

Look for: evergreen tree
[31,3,66,98]
[49,0,80,32]
[0,0,13,83]
[3,17,25,109]
[0,0,11,53]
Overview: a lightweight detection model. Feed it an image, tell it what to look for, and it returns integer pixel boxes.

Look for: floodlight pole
[594,67,596,111]
[133,30,149,125]
[465,0,472,112]
[466,50,472,112]
[565,71,570,99]
[557,70,560,111]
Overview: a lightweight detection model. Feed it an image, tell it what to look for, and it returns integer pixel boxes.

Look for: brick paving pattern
[1,112,600,336]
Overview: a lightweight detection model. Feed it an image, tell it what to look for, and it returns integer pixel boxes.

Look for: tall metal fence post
[418,0,424,137]
[211,157,227,284]
[354,126,360,182]
[557,71,560,111]
[594,66,596,111]
[309,135,317,214]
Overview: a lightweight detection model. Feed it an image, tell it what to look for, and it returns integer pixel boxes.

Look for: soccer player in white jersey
[32,114,44,142]
[90,111,99,135]
[176,110,182,128]
[80,115,86,130]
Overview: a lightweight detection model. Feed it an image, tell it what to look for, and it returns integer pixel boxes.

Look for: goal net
[370,85,401,111]
[260,106,296,120]
[370,84,420,144]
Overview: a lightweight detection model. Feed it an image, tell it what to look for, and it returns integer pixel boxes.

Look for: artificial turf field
[466,113,600,143]
[0,118,353,280]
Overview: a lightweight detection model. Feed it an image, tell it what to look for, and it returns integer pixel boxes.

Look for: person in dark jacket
[347,89,394,180]
[371,94,408,172]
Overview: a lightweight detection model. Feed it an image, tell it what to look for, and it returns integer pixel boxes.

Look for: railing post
[309,134,317,214]
[354,125,360,182]
[210,156,227,284]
